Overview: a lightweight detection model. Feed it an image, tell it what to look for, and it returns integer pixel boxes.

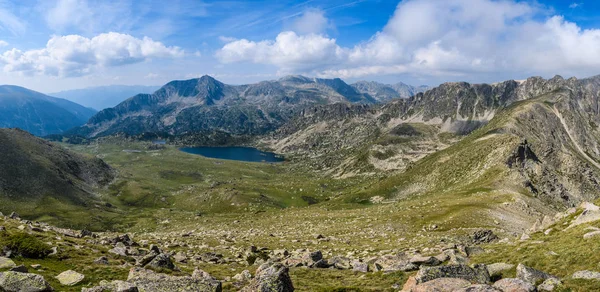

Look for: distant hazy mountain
[0,85,97,136]
[351,81,430,102]
[50,85,161,111]
[68,75,377,139]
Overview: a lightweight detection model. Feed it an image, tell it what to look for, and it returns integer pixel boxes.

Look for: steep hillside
[68,75,379,139]
[0,128,115,226]
[50,85,161,111]
[0,85,96,136]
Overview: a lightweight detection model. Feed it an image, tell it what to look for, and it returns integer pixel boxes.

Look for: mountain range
[68,75,427,139]
[0,85,96,136]
[50,85,161,111]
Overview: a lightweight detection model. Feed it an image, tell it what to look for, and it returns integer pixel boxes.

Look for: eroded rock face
[242,262,294,292]
[0,271,53,292]
[415,264,491,284]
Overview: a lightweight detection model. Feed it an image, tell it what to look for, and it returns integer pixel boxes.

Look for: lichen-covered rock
[486,263,515,278]
[538,278,562,291]
[127,267,221,292]
[472,230,498,244]
[55,270,85,286]
[413,278,470,292]
[410,255,442,267]
[374,254,418,272]
[0,257,16,269]
[516,263,558,285]
[0,271,53,292]
[82,280,138,292]
[145,253,176,271]
[352,261,369,273]
[415,264,490,284]
[242,262,294,292]
[492,278,536,292]
[572,270,600,280]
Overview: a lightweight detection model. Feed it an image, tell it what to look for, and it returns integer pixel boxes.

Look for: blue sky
[0,0,599,92]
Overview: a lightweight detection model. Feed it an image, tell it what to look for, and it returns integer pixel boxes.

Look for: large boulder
[242,262,294,292]
[472,230,498,244]
[82,280,138,292]
[455,284,502,292]
[492,278,536,292]
[127,267,221,292]
[415,264,490,284]
[516,263,558,285]
[0,271,53,292]
[486,263,515,278]
[145,253,176,271]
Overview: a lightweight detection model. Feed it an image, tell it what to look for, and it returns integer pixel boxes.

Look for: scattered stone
[128,267,221,292]
[415,264,490,284]
[232,270,252,283]
[329,256,352,270]
[413,278,471,292]
[572,270,600,280]
[465,246,485,257]
[146,253,176,271]
[241,262,293,292]
[493,278,536,292]
[94,256,110,265]
[0,271,53,292]
[410,255,442,267]
[9,265,28,273]
[83,280,139,292]
[173,252,187,263]
[109,243,129,257]
[444,249,469,265]
[0,226,5,232]
[0,257,16,269]
[193,269,217,281]
[538,277,562,291]
[374,254,418,272]
[568,207,600,229]
[516,263,558,285]
[486,263,514,278]
[30,264,42,269]
[352,261,369,273]
[472,230,498,244]
[55,270,85,286]
[455,284,502,292]
[9,212,19,219]
[583,231,600,239]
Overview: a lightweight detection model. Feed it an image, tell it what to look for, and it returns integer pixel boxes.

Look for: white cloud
[217,0,600,80]
[43,0,132,33]
[0,40,8,47]
[0,32,183,77]
[216,31,346,72]
[292,9,330,35]
[0,5,26,35]
[218,36,237,43]
[569,3,582,9]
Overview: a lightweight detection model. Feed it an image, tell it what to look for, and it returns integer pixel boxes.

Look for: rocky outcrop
[242,262,294,292]
[516,263,559,285]
[415,264,491,284]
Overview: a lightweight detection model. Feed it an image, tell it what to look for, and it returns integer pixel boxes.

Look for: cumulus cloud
[0,32,183,77]
[292,9,330,35]
[216,0,600,80]
[216,31,346,72]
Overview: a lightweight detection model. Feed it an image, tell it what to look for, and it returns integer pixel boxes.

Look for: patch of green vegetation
[1,233,52,259]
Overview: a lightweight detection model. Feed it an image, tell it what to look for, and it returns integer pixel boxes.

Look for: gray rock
[492,278,536,292]
[242,262,294,292]
[9,212,19,219]
[82,280,139,292]
[232,270,252,283]
[472,230,498,244]
[352,261,369,273]
[572,270,600,280]
[193,269,217,281]
[444,249,469,265]
[538,278,562,291]
[302,251,323,263]
[55,270,85,286]
[9,265,28,273]
[329,257,352,270]
[128,267,221,292]
[413,278,471,292]
[374,254,418,272]
[94,256,109,265]
[415,264,490,284]
[410,255,442,266]
[145,253,176,271]
[465,246,485,257]
[0,271,53,292]
[486,263,515,278]
[516,263,558,285]
[0,257,16,269]
[583,231,600,239]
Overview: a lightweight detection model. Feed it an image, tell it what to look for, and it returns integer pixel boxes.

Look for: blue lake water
[180,146,284,163]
